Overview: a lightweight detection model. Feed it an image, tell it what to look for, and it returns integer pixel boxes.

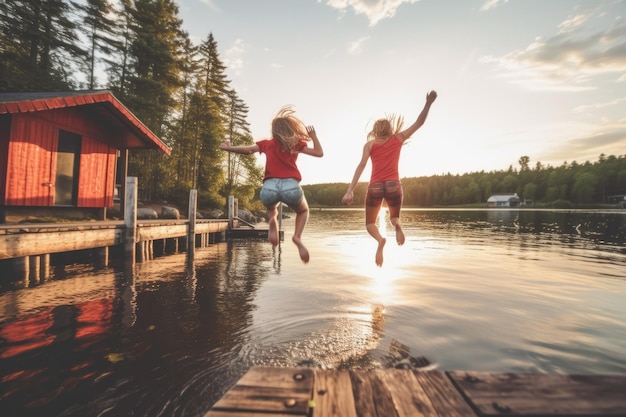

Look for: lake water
[1,208,625,417]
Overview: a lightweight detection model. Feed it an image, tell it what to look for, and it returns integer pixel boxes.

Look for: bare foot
[292,236,310,263]
[395,223,405,246]
[268,218,279,246]
[375,238,387,267]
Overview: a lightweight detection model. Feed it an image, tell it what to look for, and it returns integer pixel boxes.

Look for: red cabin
[0,91,170,222]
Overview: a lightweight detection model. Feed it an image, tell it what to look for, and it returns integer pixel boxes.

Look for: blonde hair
[367,114,404,142]
[272,106,310,151]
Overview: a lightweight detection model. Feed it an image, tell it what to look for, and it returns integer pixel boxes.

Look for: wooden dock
[0,186,284,282]
[0,218,229,260]
[205,366,626,417]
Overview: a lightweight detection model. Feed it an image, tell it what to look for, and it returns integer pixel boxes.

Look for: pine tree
[192,33,232,204]
[108,0,134,98]
[0,0,86,91]
[125,0,184,134]
[74,0,123,89]
[170,33,200,189]
[223,89,263,207]
[122,0,185,200]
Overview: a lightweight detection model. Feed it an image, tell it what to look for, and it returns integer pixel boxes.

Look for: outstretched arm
[342,142,371,205]
[300,126,324,157]
[219,141,259,155]
[397,90,438,142]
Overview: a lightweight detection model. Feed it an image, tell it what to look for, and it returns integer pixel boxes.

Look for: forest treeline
[1,0,263,209]
[2,0,625,210]
[304,154,626,208]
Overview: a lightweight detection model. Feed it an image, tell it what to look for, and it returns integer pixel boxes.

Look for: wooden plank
[313,369,358,417]
[0,228,123,259]
[207,412,295,417]
[209,366,313,415]
[375,369,438,417]
[349,370,380,417]
[412,371,477,417]
[0,220,229,260]
[137,224,188,240]
[448,371,626,416]
[351,370,411,417]
[194,221,229,234]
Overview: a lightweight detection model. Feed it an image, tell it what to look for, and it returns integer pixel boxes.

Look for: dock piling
[124,177,138,263]
[188,189,197,255]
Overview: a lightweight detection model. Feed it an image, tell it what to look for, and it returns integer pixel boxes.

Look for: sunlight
[369,269,395,303]
[378,207,388,237]
[332,207,402,302]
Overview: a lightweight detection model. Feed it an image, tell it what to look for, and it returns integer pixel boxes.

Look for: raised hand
[426,90,438,104]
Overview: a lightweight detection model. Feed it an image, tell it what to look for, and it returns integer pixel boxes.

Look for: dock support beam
[124,176,138,264]
[40,254,50,280]
[96,247,109,268]
[188,189,197,256]
[228,195,238,229]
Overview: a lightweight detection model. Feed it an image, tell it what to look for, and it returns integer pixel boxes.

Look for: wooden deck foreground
[205,366,626,417]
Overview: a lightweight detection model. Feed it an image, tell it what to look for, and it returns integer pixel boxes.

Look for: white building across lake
[487,193,521,208]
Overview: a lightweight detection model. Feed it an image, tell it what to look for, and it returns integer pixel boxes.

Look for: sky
[176,0,626,185]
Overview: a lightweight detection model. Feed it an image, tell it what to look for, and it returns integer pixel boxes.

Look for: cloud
[348,36,370,55]
[198,0,220,11]
[542,124,626,163]
[224,38,246,75]
[573,97,626,113]
[480,4,626,91]
[569,129,626,151]
[325,0,420,26]
[323,48,337,60]
[480,0,508,12]
[557,14,589,33]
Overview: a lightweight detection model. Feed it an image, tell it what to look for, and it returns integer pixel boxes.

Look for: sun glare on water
[378,207,388,237]
[337,207,399,300]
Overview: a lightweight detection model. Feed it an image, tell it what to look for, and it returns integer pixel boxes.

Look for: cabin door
[54,131,82,206]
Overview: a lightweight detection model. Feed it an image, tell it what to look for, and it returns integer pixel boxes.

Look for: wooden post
[118,149,128,220]
[228,195,237,229]
[29,255,40,283]
[96,247,109,269]
[40,253,50,280]
[124,176,138,263]
[188,189,197,253]
[13,257,29,280]
[136,242,144,263]
[148,240,154,260]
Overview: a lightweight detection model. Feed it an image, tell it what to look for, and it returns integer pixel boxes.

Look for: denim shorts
[260,178,304,208]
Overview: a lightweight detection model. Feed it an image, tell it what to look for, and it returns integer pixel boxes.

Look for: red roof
[0,91,171,155]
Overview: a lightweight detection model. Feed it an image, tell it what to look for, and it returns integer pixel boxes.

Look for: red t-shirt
[369,136,403,183]
[257,138,307,181]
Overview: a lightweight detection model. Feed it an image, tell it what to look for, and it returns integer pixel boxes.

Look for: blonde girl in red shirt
[342,91,437,266]
[219,106,324,263]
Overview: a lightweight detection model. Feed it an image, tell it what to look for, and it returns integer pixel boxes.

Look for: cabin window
[55,131,81,206]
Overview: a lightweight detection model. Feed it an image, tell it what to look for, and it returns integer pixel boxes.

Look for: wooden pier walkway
[205,366,626,417]
[0,218,229,260]
[0,189,282,282]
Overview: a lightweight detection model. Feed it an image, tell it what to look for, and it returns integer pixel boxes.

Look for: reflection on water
[1,209,625,416]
